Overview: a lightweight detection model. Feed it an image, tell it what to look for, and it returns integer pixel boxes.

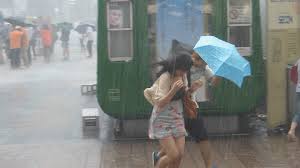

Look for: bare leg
[156,137,180,168]
[288,122,298,142]
[169,136,185,168]
[159,139,213,168]
[198,140,213,168]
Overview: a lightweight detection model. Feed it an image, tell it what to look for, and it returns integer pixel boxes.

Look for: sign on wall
[228,0,251,24]
[268,0,300,30]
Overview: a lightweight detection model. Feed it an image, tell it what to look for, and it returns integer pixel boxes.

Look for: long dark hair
[154,53,193,100]
[155,52,193,78]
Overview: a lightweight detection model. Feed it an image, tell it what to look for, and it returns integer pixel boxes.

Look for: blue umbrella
[193,36,251,87]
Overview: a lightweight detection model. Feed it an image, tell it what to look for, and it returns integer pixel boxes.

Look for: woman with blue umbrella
[187,36,250,168]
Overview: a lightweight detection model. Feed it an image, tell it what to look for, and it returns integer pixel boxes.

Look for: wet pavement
[0,44,102,168]
[1,43,300,168]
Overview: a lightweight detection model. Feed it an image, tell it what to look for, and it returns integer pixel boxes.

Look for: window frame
[106,0,134,62]
[227,0,252,56]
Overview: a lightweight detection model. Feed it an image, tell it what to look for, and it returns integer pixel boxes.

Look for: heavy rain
[0,0,300,168]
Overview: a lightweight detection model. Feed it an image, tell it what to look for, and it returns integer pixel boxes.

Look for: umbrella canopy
[57,22,73,31]
[4,17,25,26]
[193,36,251,87]
[4,17,36,27]
[24,22,36,27]
[75,23,96,34]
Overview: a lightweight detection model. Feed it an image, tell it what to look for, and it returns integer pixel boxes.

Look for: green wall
[97,0,266,119]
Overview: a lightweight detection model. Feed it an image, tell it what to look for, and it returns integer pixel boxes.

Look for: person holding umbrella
[60,25,71,60]
[191,36,250,168]
[74,23,87,53]
[20,26,30,67]
[185,52,219,168]
[40,25,52,63]
[75,23,95,56]
[50,24,58,56]
[79,33,86,53]
[151,40,219,168]
[9,26,23,69]
[152,36,251,168]
[86,26,94,58]
[30,26,39,59]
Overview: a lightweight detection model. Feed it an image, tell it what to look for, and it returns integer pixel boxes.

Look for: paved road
[0,45,104,168]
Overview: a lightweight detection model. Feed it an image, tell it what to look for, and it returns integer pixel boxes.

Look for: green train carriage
[97,0,265,134]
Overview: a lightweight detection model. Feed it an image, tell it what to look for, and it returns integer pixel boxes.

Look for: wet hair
[154,53,193,101]
[155,53,193,78]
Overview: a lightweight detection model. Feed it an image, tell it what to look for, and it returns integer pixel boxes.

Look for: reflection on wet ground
[0,47,300,168]
[99,124,300,168]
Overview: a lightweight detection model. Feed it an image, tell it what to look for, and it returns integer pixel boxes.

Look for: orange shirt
[40,29,52,47]
[9,30,23,49]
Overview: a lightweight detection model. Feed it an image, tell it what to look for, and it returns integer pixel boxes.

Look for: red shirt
[40,29,52,47]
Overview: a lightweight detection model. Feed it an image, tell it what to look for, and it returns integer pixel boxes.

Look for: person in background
[60,26,71,60]
[9,26,23,69]
[50,24,58,56]
[20,27,30,68]
[86,27,94,58]
[0,21,6,64]
[3,24,11,59]
[40,25,52,63]
[80,33,86,53]
[30,26,39,59]
[288,58,300,142]
[27,27,33,65]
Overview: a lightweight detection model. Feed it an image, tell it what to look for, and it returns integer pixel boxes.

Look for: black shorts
[185,103,208,142]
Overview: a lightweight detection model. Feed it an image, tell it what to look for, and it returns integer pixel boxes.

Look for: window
[107,0,133,61]
[227,0,252,56]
